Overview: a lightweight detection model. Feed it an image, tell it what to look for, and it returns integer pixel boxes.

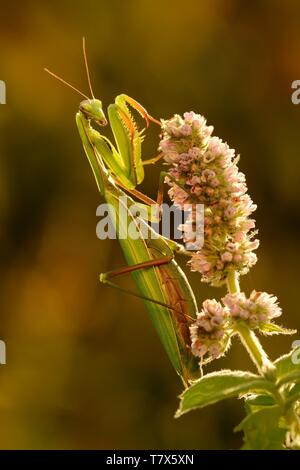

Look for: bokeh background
[0,0,299,449]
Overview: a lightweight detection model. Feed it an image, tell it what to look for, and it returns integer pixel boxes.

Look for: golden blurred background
[0,0,300,449]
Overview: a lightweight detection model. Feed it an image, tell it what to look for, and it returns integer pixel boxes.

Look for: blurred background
[0,0,299,450]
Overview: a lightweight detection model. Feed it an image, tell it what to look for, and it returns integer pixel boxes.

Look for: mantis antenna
[82,37,95,99]
[44,68,90,100]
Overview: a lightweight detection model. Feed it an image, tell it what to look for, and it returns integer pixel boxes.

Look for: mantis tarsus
[45,38,200,384]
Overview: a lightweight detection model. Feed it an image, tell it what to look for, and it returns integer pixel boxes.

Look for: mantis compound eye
[79,99,107,126]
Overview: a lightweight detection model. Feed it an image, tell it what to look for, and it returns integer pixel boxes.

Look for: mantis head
[79,99,107,126]
[45,38,109,126]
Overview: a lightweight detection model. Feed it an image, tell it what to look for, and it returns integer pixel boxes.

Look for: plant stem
[236,322,274,376]
[226,270,240,294]
[226,270,275,378]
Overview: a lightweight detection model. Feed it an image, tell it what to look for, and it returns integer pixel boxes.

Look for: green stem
[236,322,274,376]
[226,270,240,294]
[226,270,275,378]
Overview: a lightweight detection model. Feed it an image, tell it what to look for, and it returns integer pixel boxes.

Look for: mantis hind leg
[99,256,184,313]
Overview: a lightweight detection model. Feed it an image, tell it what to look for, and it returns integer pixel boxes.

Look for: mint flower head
[159,112,259,286]
[189,291,291,364]
[222,290,282,330]
[190,299,231,364]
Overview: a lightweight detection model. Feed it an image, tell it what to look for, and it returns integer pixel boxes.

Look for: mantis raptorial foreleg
[45,44,164,210]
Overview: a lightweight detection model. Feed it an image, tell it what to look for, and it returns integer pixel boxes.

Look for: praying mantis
[45,39,200,385]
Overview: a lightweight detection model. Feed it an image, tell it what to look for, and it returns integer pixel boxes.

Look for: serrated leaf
[236,406,286,450]
[259,323,296,336]
[275,348,300,381]
[176,370,275,417]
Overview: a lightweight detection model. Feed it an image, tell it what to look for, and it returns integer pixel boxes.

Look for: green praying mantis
[45,39,201,385]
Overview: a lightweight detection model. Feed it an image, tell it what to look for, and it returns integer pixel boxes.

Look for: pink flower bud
[221,252,233,262]
[180,124,192,136]
[216,260,224,270]
[211,178,220,187]
[226,242,237,252]
[232,308,241,318]
[209,343,221,358]
[234,231,245,242]
[224,206,236,218]
[239,309,249,319]
[206,187,214,196]
[191,185,202,196]
[202,169,216,180]
[183,111,196,121]
[189,147,201,158]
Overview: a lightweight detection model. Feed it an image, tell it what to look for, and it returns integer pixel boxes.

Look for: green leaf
[176,370,275,417]
[277,371,300,387]
[289,382,300,398]
[287,382,300,406]
[236,406,287,450]
[275,348,300,381]
[245,394,276,413]
[259,323,296,336]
